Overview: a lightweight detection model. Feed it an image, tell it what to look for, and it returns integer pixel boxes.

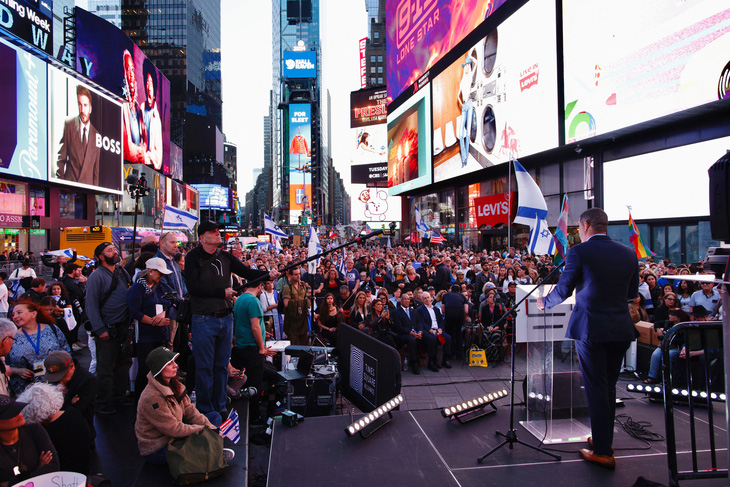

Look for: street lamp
[126,169,148,259]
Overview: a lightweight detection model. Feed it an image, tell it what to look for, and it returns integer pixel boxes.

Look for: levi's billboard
[283,51,317,79]
[474,192,514,228]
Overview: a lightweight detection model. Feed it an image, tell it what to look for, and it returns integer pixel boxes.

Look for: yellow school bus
[59,225,113,261]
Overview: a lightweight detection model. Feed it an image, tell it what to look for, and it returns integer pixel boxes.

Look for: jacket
[135,372,213,456]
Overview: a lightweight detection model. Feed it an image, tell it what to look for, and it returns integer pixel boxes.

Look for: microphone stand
[477,261,565,463]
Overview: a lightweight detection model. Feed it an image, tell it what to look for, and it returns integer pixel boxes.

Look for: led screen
[48,66,123,194]
[0,0,53,55]
[283,50,317,79]
[387,85,432,196]
[386,0,507,102]
[563,0,730,143]
[75,7,171,173]
[351,186,402,222]
[431,0,558,183]
[288,103,312,222]
[603,136,730,221]
[0,37,47,182]
[192,184,230,210]
[351,88,388,184]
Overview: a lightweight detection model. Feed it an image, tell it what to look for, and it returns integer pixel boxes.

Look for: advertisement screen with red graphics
[563,0,730,143]
[288,103,313,222]
[431,0,558,183]
[473,192,514,228]
[351,88,388,184]
[386,0,507,102]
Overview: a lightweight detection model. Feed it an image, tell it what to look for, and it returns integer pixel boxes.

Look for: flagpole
[508,145,512,250]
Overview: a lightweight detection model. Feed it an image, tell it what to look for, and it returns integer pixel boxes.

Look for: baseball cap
[94,242,113,258]
[145,257,172,275]
[197,221,221,237]
[0,395,27,420]
[44,351,73,383]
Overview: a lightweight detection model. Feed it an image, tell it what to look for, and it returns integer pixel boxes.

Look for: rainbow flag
[628,212,655,258]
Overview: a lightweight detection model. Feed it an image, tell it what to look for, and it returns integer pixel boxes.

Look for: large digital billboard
[192,184,229,210]
[431,0,558,183]
[288,103,312,222]
[0,37,47,182]
[48,66,123,194]
[74,7,171,173]
[386,85,432,195]
[563,0,730,143]
[350,88,388,185]
[0,0,53,55]
[386,0,507,102]
[283,50,317,79]
[351,186,402,222]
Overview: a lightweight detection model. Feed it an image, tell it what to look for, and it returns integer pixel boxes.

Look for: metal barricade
[661,321,727,486]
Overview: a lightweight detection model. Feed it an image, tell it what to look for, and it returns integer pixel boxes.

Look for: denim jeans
[191,314,233,417]
[648,346,679,380]
[459,99,474,167]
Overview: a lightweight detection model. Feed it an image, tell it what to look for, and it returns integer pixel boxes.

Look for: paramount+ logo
[285,59,315,71]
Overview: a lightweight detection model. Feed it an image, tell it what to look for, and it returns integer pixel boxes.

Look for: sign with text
[351,163,388,185]
[473,192,514,228]
[358,37,367,89]
[0,0,53,55]
[283,50,317,79]
[288,103,312,222]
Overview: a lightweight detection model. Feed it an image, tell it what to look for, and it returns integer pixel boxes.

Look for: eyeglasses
[3,336,16,344]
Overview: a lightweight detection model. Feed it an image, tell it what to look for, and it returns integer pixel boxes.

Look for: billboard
[351,88,388,184]
[203,51,221,80]
[192,184,229,210]
[358,37,367,89]
[351,186,402,222]
[563,0,730,143]
[431,0,558,183]
[74,7,171,173]
[386,84,432,195]
[170,142,183,181]
[48,66,123,194]
[0,0,53,55]
[283,50,317,78]
[288,103,312,222]
[0,36,48,182]
[386,0,507,102]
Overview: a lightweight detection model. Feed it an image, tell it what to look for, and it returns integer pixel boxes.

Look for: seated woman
[0,394,59,486]
[135,347,222,464]
[367,299,397,348]
[316,293,342,345]
[17,382,91,475]
[8,301,70,396]
[348,291,369,331]
[321,269,345,297]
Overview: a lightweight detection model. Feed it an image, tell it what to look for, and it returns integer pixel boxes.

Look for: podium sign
[515,284,574,343]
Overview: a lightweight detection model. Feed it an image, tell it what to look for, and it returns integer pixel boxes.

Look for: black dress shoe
[412,364,421,374]
[427,362,440,372]
[441,360,452,369]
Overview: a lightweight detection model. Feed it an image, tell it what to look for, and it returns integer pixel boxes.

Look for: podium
[514,285,591,444]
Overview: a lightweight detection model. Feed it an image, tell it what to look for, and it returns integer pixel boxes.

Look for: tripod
[477,263,564,463]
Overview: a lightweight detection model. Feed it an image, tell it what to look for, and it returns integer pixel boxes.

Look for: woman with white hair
[17,382,91,475]
[0,319,17,397]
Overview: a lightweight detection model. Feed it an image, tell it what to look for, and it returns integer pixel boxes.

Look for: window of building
[377,55,383,62]
[370,77,376,84]
[377,77,383,84]
[370,67,376,73]
[374,31,379,39]
[377,66,383,73]
[370,56,375,63]
[59,191,87,220]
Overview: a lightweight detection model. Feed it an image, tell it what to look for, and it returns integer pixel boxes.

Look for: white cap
[145,257,172,275]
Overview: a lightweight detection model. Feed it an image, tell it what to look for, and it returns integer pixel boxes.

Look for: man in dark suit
[391,294,422,374]
[430,255,451,292]
[416,291,452,371]
[57,85,101,187]
[538,208,638,469]
[41,249,77,280]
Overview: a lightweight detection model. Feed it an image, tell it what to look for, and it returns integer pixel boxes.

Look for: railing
[661,320,727,486]
[0,261,54,280]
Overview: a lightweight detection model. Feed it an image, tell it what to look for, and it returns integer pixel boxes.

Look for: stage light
[626,384,725,402]
[441,389,508,424]
[345,394,403,439]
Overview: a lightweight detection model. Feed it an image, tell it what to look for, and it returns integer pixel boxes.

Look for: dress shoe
[579,449,615,469]
[587,437,614,454]
[411,364,421,375]
[441,360,452,369]
[427,362,440,373]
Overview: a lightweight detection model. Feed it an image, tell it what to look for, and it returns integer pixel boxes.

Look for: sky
[221,0,368,203]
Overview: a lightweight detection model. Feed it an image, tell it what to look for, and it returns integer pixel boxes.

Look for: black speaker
[708,151,730,242]
[287,376,336,417]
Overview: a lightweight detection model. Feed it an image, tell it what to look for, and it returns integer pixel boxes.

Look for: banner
[473,192,514,228]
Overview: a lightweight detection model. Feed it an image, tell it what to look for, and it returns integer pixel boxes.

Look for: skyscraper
[364,0,385,88]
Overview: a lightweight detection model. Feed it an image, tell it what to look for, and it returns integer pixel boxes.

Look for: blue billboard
[283,51,317,79]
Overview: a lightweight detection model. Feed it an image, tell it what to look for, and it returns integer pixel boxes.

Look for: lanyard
[22,327,41,357]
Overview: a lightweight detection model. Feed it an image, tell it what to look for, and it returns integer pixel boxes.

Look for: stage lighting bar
[441,389,508,424]
[626,383,726,402]
[345,394,403,439]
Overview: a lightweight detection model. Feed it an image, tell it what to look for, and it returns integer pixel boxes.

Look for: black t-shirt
[44,407,91,474]
[0,423,59,483]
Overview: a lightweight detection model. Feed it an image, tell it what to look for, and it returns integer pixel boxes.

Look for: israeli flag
[528,215,556,256]
[274,236,283,252]
[414,205,430,236]
[163,205,198,231]
[219,409,241,444]
[513,160,548,226]
[41,249,75,259]
[265,214,288,239]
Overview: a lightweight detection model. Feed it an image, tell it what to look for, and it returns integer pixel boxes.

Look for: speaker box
[708,152,730,242]
[287,376,336,417]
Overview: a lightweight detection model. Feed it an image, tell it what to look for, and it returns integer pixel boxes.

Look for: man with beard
[56,85,101,186]
[84,242,132,415]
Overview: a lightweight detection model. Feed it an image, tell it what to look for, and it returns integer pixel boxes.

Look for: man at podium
[538,208,639,469]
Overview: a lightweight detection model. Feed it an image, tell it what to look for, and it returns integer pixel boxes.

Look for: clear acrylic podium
[514,285,591,444]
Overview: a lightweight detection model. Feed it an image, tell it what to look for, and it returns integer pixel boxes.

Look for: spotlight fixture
[441,389,508,424]
[626,383,726,402]
[345,394,403,439]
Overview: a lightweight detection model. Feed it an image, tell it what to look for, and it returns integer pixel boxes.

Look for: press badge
[13,466,20,476]
[31,360,45,376]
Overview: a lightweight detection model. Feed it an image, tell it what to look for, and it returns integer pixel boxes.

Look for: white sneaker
[223,448,235,462]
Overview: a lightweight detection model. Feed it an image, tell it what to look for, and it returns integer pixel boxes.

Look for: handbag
[468,345,488,368]
[176,295,192,325]
[166,427,229,485]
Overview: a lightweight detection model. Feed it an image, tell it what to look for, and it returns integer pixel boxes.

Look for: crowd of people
[0,218,722,481]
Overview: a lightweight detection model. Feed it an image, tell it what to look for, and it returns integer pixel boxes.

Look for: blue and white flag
[265,214,288,239]
[528,215,556,256]
[414,205,430,237]
[219,409,240,444]
[307,225,321,274]
[513,160,548,226]
[274,236,283,252]
[41,248,92,262]
[163,205,198,231]
[338,247,347,277]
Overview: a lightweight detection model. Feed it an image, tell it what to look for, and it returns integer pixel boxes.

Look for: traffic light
[318,218,322,226]
[298,216,302,225]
